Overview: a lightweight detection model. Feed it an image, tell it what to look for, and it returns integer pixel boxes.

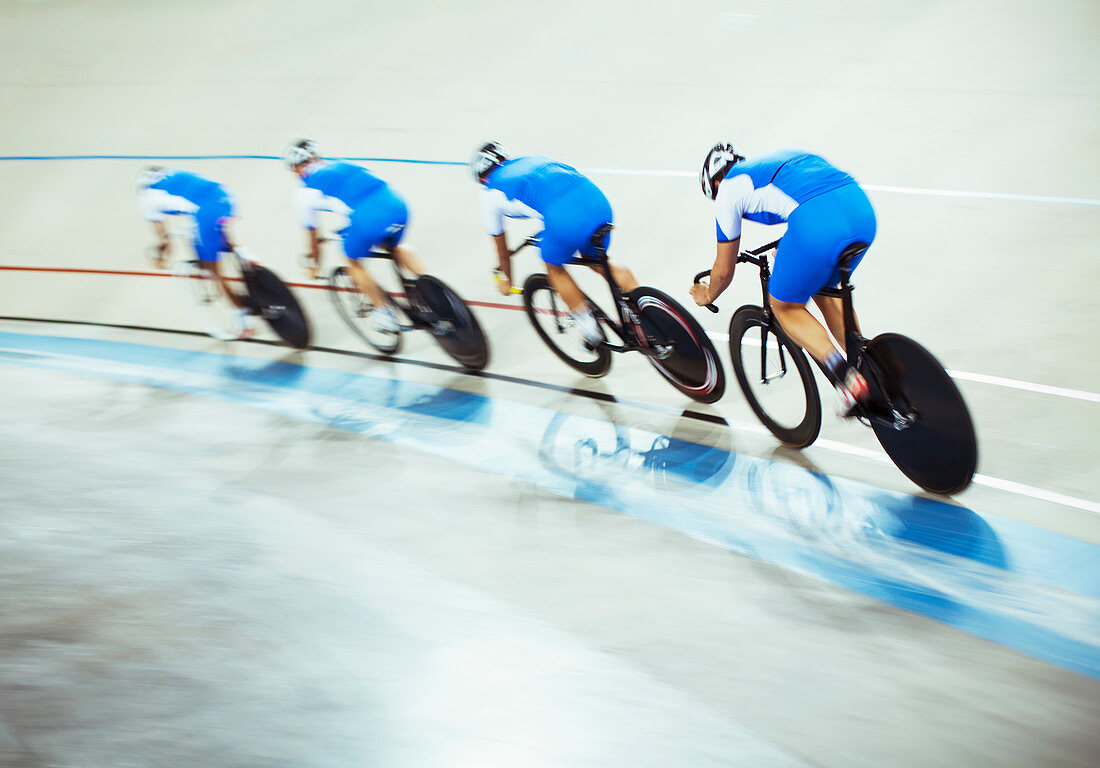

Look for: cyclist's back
[148,170,228,208]
[301,161,388,209]
[716,150,857,231]
[485,156,588,212]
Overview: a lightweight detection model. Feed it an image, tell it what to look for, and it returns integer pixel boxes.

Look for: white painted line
[718,420,1100,515]
[970,475,1100,515]
[945,370,1100,404]
[578,167,1100,207]
[710,332,1100,403]
[862,184,1100,207]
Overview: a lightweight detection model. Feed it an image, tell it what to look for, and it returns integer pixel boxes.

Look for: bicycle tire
[728,304,821,447]
[522,273,612,377]
[172,259,240,341]
[328,265,402,355]
[243,265,311,349]
[412,275,491,371]
[859,333,978,495]
[630,287,726,404]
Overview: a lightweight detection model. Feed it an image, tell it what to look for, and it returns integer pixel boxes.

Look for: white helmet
[700,143,744,199]
[283,139,319,169]
[469,141,509,183]
[135,165,168,192]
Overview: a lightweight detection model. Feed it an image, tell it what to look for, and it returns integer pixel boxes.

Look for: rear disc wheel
[860,333,978,495]
[630,287,725,404]
[244,265,311,349]
[412,275,490,371]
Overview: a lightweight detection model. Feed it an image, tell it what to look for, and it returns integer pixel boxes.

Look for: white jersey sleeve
[480,187,540,236]
[713,173,753,242]
[138,188,197,222]
[293,185,326,230]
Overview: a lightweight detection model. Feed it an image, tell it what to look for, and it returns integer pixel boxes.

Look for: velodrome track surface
[1,1,1098,766]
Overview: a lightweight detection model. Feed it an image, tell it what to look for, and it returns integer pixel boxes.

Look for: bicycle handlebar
[692,270,719,314]
[693,240,782,314]
[508,232,542,258]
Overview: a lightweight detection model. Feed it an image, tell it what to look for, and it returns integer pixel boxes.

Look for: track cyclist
[283,139,426,333]
[136,166,256,338]
[691,145,877,415]
[469,142,639,348]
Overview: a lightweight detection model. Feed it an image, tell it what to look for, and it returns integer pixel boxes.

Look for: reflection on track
[0,330,1097,678]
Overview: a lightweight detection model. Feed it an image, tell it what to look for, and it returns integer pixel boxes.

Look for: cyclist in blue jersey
[283,139,426,332]
[691,145,876,415]
[470,142,638,348]
[136,166,256,337]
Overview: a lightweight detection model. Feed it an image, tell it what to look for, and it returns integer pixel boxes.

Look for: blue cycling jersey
[485,157,587,212]
[302,161,388,207]
[148,170,228,207]
[714,151,858,241]
[481,156,611,266]
[712,150,875,303]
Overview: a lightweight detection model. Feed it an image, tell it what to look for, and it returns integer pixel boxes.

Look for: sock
[825,350,848,384]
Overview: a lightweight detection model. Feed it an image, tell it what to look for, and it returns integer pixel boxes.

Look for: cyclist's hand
[689,282,711,306]
[493,268,520,295]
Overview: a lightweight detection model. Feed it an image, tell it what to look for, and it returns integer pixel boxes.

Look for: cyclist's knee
[611,263,638,292]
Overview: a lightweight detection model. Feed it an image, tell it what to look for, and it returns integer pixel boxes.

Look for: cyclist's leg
[771,186,876,411]
[195,204,247,312]
[376,190,425,276]
[343,190,407,309]
[770,186,875,365]
[811,294,854,346]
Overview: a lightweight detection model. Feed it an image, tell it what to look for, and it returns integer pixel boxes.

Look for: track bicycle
[326,242,490,372]
[694,240,977,495]
[515,225,725,404]
[160,223,311,348]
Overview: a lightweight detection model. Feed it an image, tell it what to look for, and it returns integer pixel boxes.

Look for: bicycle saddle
[838,242,869,266]
[589,223,613,257]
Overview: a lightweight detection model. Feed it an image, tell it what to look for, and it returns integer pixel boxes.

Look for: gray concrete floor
[1,1,1098,766]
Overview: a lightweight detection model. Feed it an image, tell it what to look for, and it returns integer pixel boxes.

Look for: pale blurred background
[1,1,1098,766]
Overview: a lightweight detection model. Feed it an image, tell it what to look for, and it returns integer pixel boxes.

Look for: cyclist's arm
[306,227,321,262]
[294,186,325,264]
[692,238,739,306]
[151,219,169,254]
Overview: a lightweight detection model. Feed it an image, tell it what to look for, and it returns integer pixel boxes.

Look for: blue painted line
[0,154,464,166]
[1,330,1098,679]
[2,154,1096,206]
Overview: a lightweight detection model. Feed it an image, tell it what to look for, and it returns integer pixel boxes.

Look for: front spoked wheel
[410,275,490,371]
[522,273,611,377]
[329,266,402,354]
[729,304,821,447]
[173,259,240,341]
[630,287,725,404]
[243,265,311,349]
[859,333,978,495]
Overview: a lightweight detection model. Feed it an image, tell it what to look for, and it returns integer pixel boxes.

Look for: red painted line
[0,264,527,311]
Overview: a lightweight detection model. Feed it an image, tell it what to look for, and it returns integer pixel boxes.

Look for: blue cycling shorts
[193,196,234,262]
[769,183,877,304]
[539,181,613,266]
[342,187,409,260]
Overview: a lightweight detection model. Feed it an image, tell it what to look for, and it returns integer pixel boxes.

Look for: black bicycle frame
[512,230,670,359]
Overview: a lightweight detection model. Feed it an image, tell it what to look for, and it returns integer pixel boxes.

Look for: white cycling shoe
[373,307,402,333]
[835,369,870,418]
